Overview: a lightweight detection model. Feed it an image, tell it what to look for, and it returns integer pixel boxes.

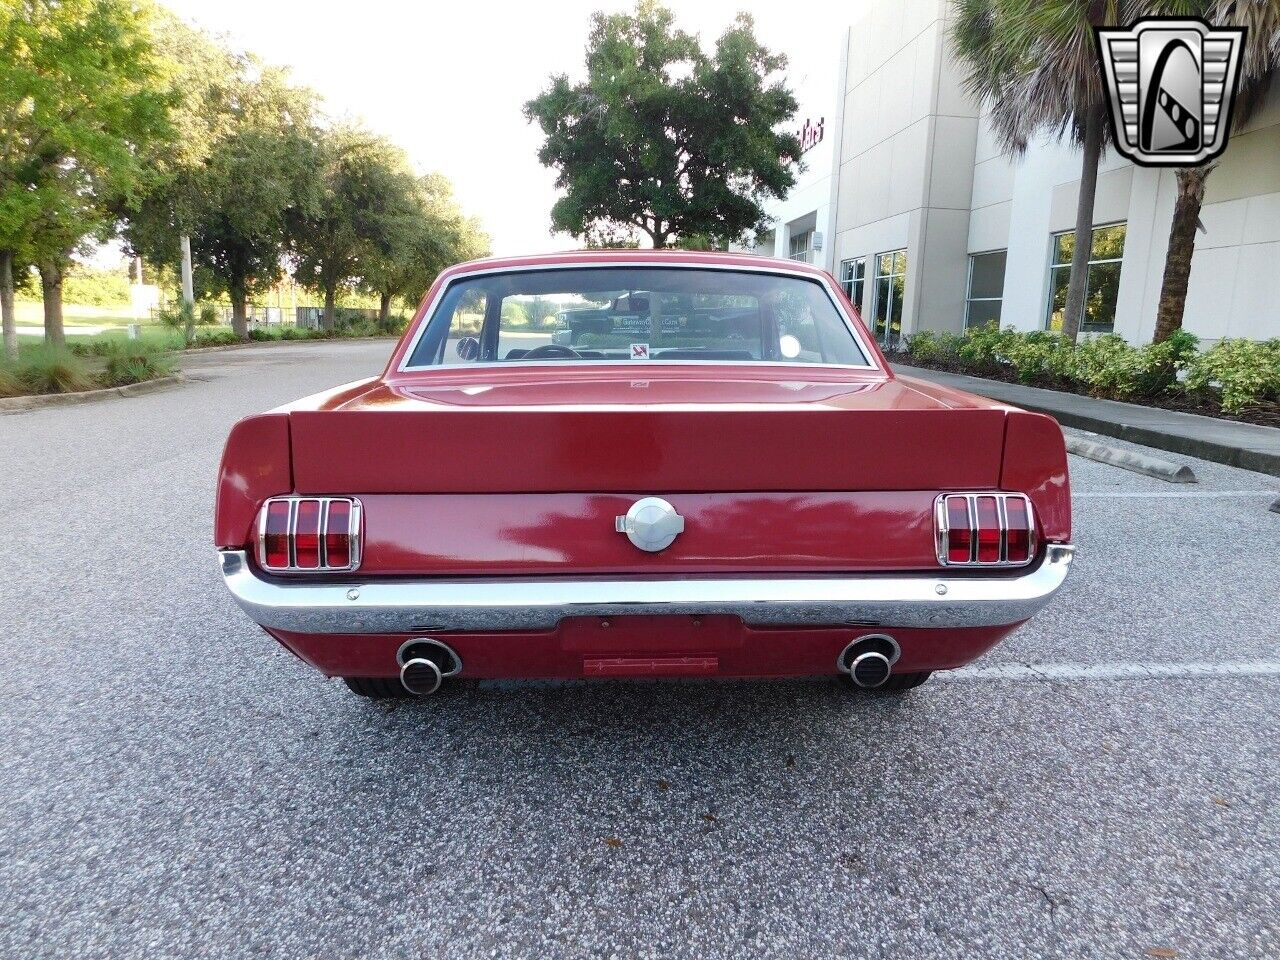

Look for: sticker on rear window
[630,343,650,360]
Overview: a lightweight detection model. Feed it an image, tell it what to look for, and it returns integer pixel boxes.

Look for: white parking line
[942,661,1280,681]
[1073,491,1278,499]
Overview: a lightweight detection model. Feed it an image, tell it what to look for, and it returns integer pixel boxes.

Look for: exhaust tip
[849,651,891,688]
[837,633,900,689]
[400,657,443,696]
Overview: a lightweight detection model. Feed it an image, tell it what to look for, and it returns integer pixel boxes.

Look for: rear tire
[840,670,932,692]
[342,676,413,700]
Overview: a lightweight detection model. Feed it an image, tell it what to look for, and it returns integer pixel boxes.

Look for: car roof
[435,249,833,282]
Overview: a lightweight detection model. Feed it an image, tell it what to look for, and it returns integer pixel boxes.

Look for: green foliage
[1,0,174,295]
[0,362,20,397]
[192,328,242,347]
[501,301,530,327]
[125,55,318,327]
[998,330,1077,386]
[955,322,1018,371]
[359,172,489,312]
[524,0,800,248]
[14,264,133,307]
[102,339,173,385]
[13,345,96,393]
[198,303,218,325]
[903,323,1280,414]
[1184,338,1280,413]
[156,303,188,328]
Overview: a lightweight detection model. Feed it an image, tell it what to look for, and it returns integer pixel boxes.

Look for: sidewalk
[893,363,1280,478]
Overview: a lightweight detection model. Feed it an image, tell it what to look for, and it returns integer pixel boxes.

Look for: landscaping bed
[889,326,1280,429]
[2,316,405,401]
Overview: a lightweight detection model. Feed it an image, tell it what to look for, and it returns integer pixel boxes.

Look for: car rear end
[214,253,1073,696]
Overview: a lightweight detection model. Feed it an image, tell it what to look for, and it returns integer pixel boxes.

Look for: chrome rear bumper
[218,545,1073,634]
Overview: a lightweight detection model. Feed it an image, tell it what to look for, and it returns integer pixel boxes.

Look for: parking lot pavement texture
[1,341,1276,959]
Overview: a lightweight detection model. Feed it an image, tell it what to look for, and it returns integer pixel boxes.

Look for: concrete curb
[1064,435,1197,483]
[893,363,1280,478]
[0,374,186,413]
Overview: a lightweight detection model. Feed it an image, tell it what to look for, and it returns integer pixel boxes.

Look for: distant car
[216,250,1073,699]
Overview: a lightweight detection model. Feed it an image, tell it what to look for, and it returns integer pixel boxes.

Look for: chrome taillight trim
[255,497,363,572]
[934,493,1037,568]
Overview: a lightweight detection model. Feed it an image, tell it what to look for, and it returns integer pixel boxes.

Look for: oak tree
[525,0,800,249]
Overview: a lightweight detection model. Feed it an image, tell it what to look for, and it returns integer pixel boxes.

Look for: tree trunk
[1062,106,1105,343]
[323,283,336,331]
[39,260,65,349]
[1,250,17,360]
[378,292,391,325]
[1153,167,1209,344]
[230,276,249,339]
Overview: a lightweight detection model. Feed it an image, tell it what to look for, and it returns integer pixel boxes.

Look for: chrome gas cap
[615,497,685,552]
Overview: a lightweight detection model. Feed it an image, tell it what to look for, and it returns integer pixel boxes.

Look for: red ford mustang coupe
[216,250,1073,699]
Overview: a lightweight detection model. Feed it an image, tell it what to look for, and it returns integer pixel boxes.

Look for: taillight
[935,493,1037,567]
[256,497,362,572]
[263,500,291,568]
[945,496,972,563]
[1004,496,1032,563]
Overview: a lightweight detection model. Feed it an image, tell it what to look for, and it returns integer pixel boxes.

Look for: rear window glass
[405,267,869,368]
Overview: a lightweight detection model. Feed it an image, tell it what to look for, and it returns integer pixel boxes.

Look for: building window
[1046,224,1126,333]
[872,249,908,349]
[966,250,1006,329]
[788,230,814,262]
[840,257,866,310]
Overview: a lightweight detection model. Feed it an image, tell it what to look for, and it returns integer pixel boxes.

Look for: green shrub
[999,330,1075,386]
[156,304,189,329]
[248,327,284,341]
[191,329,242,347]
[16,346,96,394]
[102,340,174,386]
[67,335,126,357]
[1184,338,1280,412]
[955,322,1020,372]
[198,303,219,325]
[0,362,21,397]
[905,329,939,361]
[501,301,530,327]
[376,313,409,336]
[905,329,963,364]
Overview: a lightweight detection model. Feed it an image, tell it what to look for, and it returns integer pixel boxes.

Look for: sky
[159,0,851,257]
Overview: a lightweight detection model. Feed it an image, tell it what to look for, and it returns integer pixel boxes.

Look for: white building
[733,43,842,272]
[763,0,1280,348]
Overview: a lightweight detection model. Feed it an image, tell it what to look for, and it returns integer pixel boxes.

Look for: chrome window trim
[934,493,1038,568]
[217,543,1074,634]
[395,260,879,374]
[255,497,363,573]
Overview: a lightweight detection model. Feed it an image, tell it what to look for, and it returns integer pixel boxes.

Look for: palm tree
[952,0,1146,342]
[1152,1,1279,343]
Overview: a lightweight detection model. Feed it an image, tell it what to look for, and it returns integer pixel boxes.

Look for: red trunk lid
[286,369,1009,494]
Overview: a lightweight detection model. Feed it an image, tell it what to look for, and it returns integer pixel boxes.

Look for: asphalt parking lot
[2,339,1277,959]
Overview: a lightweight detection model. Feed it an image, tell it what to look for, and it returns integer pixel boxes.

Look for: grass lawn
[14,302,145,327]
[16,325,177,350]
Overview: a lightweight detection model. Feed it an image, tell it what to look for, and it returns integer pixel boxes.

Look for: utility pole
[180,235,195,306]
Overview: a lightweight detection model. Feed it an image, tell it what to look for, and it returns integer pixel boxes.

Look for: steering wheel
[522,343,582,360]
